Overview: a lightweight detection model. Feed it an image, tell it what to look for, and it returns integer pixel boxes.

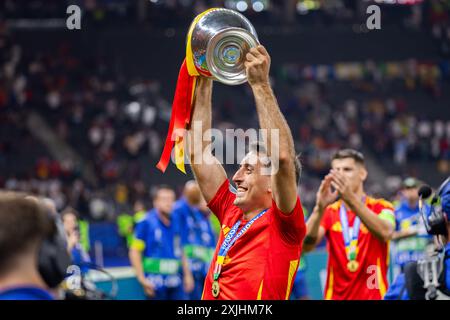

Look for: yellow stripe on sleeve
[130,238,146,252]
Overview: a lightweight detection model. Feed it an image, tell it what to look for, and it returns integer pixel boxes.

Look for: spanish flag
[156,8,216,174]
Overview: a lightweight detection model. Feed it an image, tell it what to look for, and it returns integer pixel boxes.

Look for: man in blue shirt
[392,177,432,273]
[129,185,194,300]
[385,177,450,300]
[172,181,216,300]
[0,192,56,300]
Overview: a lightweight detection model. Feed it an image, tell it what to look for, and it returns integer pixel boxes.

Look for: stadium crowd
[1,29,450,218]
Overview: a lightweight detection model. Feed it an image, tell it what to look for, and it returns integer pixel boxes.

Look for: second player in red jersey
[303,149,396,300]
[320,197,394,299]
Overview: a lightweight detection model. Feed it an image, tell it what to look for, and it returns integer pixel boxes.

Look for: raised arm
[188,77,227,203]
[245,45,297,214]
[303,174,336,252]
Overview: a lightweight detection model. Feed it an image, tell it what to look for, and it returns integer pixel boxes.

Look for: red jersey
[320,197,395,300]
[202,180,306,300]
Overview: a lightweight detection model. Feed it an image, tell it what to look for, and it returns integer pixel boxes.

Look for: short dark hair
[61,206,79,219]
[331,148,365,165]
[248,141,302,184]
[0,191,53,274]
[150,184,174,200]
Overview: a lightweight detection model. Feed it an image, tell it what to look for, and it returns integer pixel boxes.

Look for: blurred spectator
[62,207,91,275]
[0,192,56,300]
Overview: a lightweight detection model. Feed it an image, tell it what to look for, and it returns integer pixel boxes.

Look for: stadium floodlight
[252,1,264,12]
[236,1,248,12]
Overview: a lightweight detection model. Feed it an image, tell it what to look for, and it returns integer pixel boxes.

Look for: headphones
[419,177,450,238]
[38,212,72,289]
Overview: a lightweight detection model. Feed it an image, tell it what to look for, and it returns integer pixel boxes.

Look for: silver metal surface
[189,8,259,85]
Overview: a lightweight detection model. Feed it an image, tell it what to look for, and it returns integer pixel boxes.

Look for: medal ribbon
[339,198,365,262]
[213,209,267,281]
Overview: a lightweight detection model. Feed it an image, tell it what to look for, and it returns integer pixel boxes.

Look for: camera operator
[0,192,65,300]
[385,176,450,300]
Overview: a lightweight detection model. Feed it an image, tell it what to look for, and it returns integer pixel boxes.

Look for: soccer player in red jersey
[303,149,396,300]
[188,45,306,300]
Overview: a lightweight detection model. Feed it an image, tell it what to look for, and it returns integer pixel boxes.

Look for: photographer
[0,192,59,300]
[385,177,450,300]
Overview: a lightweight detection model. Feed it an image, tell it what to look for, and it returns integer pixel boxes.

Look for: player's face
[402,187,419,203]
[63,213,78,234]
[154,189,175,216]
[330,158,367,192]
[232,152,271,212]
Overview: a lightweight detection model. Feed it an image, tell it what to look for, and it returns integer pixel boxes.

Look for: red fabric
[202,180,306,300]
[320,198,394,300]
[156,60,196,172]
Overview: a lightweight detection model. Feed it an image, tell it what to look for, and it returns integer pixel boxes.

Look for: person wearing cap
[391,177,433,274]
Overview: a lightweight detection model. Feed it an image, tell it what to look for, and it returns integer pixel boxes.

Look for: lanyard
[213,209,267,281]
[339,198,365,261]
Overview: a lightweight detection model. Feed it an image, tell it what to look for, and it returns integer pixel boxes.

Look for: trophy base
[206,27,259,85]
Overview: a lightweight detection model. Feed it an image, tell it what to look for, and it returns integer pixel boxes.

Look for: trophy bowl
[189,8,259,85]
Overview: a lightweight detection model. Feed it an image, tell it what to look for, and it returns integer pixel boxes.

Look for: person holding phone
[62,208,91,274]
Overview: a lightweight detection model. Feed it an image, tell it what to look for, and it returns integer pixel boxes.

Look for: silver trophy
[189,8,259,85]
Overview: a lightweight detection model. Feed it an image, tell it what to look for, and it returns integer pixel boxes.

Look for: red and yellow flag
[156,8,216,173]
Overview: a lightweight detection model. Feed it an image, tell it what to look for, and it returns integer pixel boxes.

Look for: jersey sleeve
[272,196,306,245]
[130,219,148,252]
[375,199,396,228]
[207,179,237,225]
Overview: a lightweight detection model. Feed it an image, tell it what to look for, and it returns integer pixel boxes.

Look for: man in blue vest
[0,192,56,300]
[392,177,432,274]
[129,185,194,300]
[172,181,216,299]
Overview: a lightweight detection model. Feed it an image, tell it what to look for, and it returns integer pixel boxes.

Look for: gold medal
[212,280,220,298]
[347,260,359,272]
